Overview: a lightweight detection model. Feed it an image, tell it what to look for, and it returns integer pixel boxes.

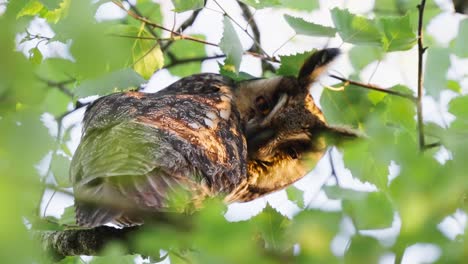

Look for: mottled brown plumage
[71,48,358,227]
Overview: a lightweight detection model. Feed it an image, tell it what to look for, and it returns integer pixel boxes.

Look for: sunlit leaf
[171,0,203,12]
[376,14,416,51]
[29,47,43,65]
[17,0,44,18]
[75,68,145,97]
[133,42,164,79]
[219,17,243,73]
[331,8,381,46]
[284,14,336,37]
[424,47,450,99]
[286,186,304,208]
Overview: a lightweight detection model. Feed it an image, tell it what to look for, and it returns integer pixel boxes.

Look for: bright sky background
[16,0,468,263]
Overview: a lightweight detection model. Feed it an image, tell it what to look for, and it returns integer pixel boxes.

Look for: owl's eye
[255,96,271,115]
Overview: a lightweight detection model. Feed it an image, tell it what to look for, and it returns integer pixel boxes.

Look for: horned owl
[70,48,358,227]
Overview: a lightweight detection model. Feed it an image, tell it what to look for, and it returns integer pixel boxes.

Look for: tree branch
[39,226,140,259]
[417,0,428,151]
[329,74,417,101]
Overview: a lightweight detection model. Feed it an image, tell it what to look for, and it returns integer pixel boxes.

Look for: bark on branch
[38,226,140,259]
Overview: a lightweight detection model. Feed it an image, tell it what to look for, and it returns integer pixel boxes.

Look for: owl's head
[234,48,356,162]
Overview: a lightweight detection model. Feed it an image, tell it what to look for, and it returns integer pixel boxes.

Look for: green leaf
[343,192,394,229]
[43,0,71,23]
[286,186,304,208]
[320,83,373,126]
[171,0,203,12]
[40,0,61,10]
[424,47,450,99]
[290,210,341,261]
[251,205,290,250]
[331,8,381,46]
[133,42,164,79]
[17,0,44,18]
[345,235,384,263]
[239,0,281,9]
[446,80,461,93]
[281,0,318,11]
[277,51,314,77]
[58,205,76,226]
[349,46,383,72]
[167,35,206,77]
[453,18,468,57]
[29,47,43,65]
[219,63,256,81]
[75,68,145,98]
[342,139,389,188]
[323,185,368,200]
[284,14,336,37]
[51,154,71,188]
[376,14,416,51]
[219,16,243,73]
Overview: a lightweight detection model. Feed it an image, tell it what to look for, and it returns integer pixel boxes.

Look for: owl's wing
[71,74,247,227]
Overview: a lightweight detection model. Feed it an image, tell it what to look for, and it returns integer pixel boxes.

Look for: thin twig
[37,76,75,98]
[112,0,219,47]
[416,0,427,151]
[329,74,417,102]
[161,9,203,52]
[164,54,226,69]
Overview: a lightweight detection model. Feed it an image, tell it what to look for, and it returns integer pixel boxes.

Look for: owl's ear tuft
[298,48,341,86]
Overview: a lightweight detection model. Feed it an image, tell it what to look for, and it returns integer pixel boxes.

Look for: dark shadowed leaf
[167,36,207,76]
[277,51,314,77]
[284,15,336,37]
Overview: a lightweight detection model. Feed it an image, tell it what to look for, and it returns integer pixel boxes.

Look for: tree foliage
[0,0,467,263]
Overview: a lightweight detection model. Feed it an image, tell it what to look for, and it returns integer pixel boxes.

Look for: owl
[70,48,358,227]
